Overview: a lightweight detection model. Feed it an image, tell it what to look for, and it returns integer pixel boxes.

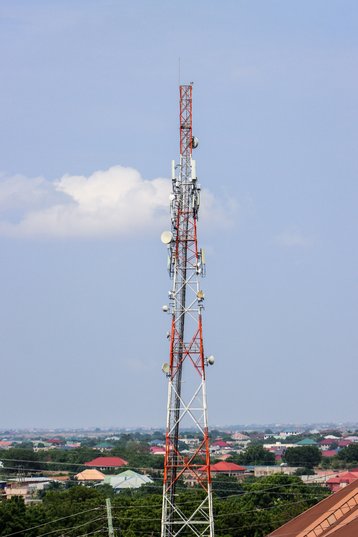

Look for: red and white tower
[160,84,215,537]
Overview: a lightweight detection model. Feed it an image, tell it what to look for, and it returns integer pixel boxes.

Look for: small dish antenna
[161,231,173,244]
[192,136,199,149]
[207,355,215,366]
[162,362,170,375]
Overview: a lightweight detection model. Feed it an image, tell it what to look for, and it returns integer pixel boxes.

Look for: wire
[73,527,108,537]
[35,517,106,537]
[0,509,103,537]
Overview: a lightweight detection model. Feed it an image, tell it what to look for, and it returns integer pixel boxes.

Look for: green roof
[295,438,317,446]
[95,442,113,448]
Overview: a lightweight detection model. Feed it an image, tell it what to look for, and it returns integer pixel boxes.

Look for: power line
[0,508,103,537]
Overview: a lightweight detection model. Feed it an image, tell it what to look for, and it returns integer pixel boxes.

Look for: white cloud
[0,166,234,238]
[274,228,315,248]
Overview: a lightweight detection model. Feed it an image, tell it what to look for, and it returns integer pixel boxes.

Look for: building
[211,440,231,450]
[75,469,105,482]
[200,461,247,477]
[254,466,298,478]
[84,456,128,470]
[295,438,318,447]
[320,439,338,451]
[93,442,114,452]
[322,449,338,458]
[150,446,166,455]
[4,477,59,504]
[326,471,358,492]
[103,470,153,491]
[267,478,358,536]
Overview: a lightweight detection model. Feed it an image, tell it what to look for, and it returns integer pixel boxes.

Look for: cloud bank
[0,166,232,238]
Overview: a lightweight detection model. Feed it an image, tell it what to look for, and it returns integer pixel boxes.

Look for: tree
[212,474,244,498]
[338,443,358,463]
[283,446,321,468]
[234,445,276,466]
[2,448,43,474]
[295,467,315,476]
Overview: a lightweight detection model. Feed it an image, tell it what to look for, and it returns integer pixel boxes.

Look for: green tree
[283,446,321,468]
[234,445,276,466]
[338,443,358,463]
[212,474,244,498]
[2,448,42,474]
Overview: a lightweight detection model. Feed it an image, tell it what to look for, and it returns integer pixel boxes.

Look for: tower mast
[161,84,215,537]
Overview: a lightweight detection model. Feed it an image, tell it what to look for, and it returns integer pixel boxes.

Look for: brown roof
[267,479,358,537]
[75,469,105,481]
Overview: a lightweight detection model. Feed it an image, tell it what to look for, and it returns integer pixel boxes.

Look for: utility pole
[160,84,215,537]
[106,498,115,537]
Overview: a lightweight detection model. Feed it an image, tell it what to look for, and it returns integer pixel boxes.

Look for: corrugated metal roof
[267,479,358,537]
[104,470,153,489]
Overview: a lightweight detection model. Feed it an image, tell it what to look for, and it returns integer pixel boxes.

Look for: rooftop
[267,478,358,536]
[84,456,128,468]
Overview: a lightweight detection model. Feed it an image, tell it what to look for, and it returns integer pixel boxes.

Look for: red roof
[322,450,338,457]
[212,440,230,448]
[327,471,358,485]
[199,461,246,472]
[338,440,352,447]
[150,446,165,454]
[320,438,336,445]
[85,456,128,468]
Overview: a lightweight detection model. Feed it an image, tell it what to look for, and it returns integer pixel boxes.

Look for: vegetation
[337,443,358,464]
[0,474,330,537]
[230,445,276,466]
[1,440,164,475]
[283,446,322,468]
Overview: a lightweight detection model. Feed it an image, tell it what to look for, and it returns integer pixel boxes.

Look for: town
[1,424,357,500]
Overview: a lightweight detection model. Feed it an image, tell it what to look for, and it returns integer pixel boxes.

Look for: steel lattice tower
[160,84,215,537]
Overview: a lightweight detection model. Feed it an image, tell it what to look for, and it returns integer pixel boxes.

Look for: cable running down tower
[160,84,215,537]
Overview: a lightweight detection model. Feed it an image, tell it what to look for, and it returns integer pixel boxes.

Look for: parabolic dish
[161,230,173,244]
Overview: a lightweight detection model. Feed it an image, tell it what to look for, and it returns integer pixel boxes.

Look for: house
[199,461,246,477]
[322,449,338,458]
[338,439,352,448]
[263,442,293,452]
[320,438,338,451]
[230,432,251,446]
[150,446,166,455]
[103,470,153,491]
[211,440,231,450]
[345,436,358,443]
[295,438,318,446]
[75,469,105,482]
[267,478,358,536]
[4,477,58,504]
[84,456,128,470]
[326,471,358,492]
[94,442,114,452]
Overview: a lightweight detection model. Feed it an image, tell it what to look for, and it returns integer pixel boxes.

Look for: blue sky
[0,0,357,428]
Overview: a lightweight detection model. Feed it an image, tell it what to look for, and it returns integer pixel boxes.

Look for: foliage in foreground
[0,474,330,537]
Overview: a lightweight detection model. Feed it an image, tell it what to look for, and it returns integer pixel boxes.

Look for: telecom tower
[160,84,215,537]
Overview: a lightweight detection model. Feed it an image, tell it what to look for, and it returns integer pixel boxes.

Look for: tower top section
[179,84,193,157]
